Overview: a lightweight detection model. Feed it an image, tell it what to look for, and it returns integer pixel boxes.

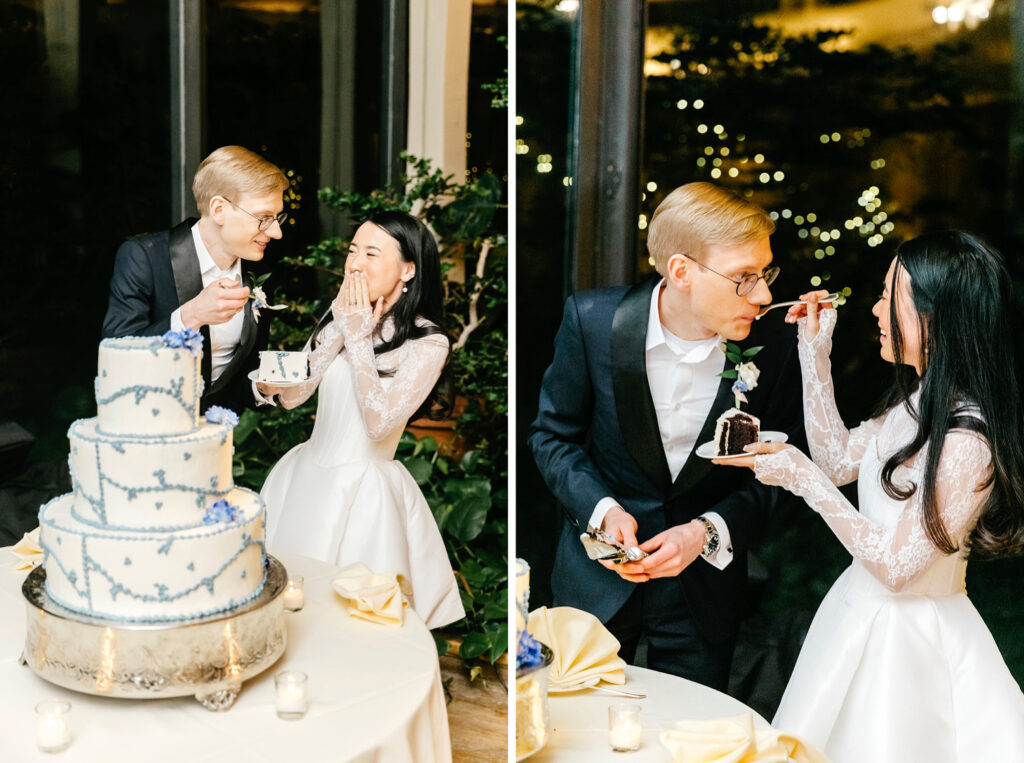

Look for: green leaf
[720,369,739,379]
[432,632,451,657]
[742,345,764,358]
[418,436,439,454]
[460,450,481,474]
[232,461,245,478]
[436,458,450,475]
[726,351,742,364]
[404,457,433,484]
[488,622,509,663]
[432,502,454,533]
[447,495,491,541]
[233,409,260,445]
[459,631,490,660]
[483,599,508,621]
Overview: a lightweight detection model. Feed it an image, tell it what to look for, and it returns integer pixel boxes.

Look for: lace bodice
[754,309,992,592]
[277,304,448,442]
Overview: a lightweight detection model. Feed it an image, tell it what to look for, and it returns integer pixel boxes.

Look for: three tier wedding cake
[36,332,268,622]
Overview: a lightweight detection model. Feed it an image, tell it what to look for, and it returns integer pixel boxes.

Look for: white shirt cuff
[588,497,622,530]
[700,511,733,570]
[170,307,185,333]
[252,381,276,407]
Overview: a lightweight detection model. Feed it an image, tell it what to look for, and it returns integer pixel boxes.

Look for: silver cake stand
[20,556,288,711]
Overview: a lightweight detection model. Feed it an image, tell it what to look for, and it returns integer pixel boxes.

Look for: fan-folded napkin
[660,712,828,763]
[526,605,626,689]
[11,528,42,571]
[332,562,410,626]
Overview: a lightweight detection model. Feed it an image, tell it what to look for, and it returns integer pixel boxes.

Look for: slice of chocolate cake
[714,408,761,456]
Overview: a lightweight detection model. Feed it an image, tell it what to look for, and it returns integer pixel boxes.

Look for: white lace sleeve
[340,311,449,441]
[798,309,884,485]
[754,433,992,591]
[276,316,345,409]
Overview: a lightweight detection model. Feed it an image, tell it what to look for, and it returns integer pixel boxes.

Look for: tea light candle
[275,670,308,720]
[608,703,642,752]
[35,700,72,753]
[283,576,304,611]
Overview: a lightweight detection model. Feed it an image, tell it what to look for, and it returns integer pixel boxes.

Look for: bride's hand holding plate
[712,440,790,470]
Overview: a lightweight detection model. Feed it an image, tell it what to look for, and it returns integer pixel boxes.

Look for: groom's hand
[621,521,704,580]
[181,279,250,329]
[598,507,649,583]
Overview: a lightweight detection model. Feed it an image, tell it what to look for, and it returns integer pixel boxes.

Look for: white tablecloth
[531,665,768,761]
[0,548,452,762]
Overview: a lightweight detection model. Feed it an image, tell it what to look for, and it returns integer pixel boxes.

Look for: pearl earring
[402,284,409,293]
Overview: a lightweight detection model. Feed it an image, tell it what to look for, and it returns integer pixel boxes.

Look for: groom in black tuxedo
[102,146,289,413]
[529,182,804,691]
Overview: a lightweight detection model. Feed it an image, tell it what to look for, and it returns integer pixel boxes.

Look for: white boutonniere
[248,272,287,323]
[720,341,763,408]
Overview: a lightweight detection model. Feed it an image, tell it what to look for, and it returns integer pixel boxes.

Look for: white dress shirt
[169,224,244,383]
[589,280,734,569]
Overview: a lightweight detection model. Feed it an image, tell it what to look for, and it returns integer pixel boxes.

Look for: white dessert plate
[247,370,307,389]
[696,430,789,460]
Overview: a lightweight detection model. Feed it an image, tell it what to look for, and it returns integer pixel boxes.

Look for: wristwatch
[696,516,720,559]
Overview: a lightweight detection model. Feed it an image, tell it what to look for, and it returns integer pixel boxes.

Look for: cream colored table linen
[530,665,769,762]
[0,548,451,762]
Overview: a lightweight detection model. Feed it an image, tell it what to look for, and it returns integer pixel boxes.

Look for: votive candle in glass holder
[35,700,72,754]
[283,576,304,612]
[275,670,308,720]
[608,703,642,752]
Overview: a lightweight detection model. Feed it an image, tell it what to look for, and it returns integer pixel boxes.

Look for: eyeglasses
[678,252,780,297]
[221,197,288,232]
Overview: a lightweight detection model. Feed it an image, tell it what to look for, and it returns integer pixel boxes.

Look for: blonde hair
[646,182,775,275]
[192,146,289,216]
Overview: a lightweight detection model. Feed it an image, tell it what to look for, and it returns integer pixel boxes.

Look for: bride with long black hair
[719,231,1024,761]
[258,210,465,629]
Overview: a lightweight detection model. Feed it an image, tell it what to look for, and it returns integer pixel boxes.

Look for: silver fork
[755,292,839,320]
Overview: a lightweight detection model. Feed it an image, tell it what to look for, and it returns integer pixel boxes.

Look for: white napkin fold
[332,562,411,626]
[526,605,627,689]
[11,528,43,571]
[660,712,828,763]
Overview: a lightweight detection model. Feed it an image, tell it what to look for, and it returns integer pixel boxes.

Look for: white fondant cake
[258,351,309,383]
[38,335,267,622]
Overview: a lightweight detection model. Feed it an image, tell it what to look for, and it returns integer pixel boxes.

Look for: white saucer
[696,430,789,460]
[247,369,307,389]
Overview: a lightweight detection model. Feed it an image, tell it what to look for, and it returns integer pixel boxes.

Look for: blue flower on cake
[202,499,242,525]
[154,328,203,356]
[517,629,545,669]
[204,406,239,428]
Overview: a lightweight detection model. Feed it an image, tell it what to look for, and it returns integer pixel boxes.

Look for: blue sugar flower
[202,499,242,525]
[516,630,545,670]
[156,328,204,356]
[204,406,239,428]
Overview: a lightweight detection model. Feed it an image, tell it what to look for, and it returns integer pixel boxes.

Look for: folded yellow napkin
[526,605,626,689]
[11,528,43,572]
[332,562,410,626]
[660,713,828,763]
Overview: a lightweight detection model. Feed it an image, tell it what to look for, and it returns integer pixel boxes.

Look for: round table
[530,666,768,761]
[0,548,452,762]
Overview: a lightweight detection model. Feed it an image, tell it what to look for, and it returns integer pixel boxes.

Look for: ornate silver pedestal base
[22,556,288,711]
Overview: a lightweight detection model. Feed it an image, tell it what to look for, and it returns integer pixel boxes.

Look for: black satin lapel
[168,219,202,308]
[167,219,213,396]
[208,301,256,395]
[611,278,671,490]
[670,354,734,499]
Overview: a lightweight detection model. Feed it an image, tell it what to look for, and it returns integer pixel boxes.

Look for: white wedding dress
[261,307,465,630]
[756,309,1024,762]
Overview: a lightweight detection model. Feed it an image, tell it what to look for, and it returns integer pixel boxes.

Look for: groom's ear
[666,253,692,292]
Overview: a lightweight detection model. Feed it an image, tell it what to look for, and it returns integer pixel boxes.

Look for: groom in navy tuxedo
[102,146,289,413]
[529,182,805,691]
